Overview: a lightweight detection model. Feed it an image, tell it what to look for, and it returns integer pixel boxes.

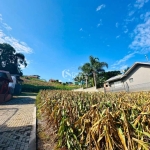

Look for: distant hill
[21,76,79,93]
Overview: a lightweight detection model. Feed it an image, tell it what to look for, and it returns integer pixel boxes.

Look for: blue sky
[0,0,150,82]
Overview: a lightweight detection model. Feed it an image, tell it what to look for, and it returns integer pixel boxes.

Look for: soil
[37,116,57,150]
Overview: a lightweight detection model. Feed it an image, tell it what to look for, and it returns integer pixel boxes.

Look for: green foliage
[124,67,130,73]
[0,43,27,75]
[99,71,121,80]
[78,55,108,88]
[96,71,121,88]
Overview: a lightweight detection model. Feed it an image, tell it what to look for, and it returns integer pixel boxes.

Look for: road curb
[28,106,36,150]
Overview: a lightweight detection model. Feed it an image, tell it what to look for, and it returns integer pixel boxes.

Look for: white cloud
[112,52,135,67]
[97,23,101,27]
[116,22,119,28]
[112,12,150,67]
[116,35,120,39]
[129,12,150,54]
[124,29,128,33]
[79,28,83,31]
[0,14,32,54]
[120,65,128,71]
[140,14,144,19]
[96,4,105,11]
[124,17,135,23]
[97,19,102,27]
[134,0,149,9]
[3,23,12,31]
[117,53,135,65]
[0,30,32,54]
[128,11,135,16]
[0,14,12,31]
[144,12,150,21]
[112,5,150,68]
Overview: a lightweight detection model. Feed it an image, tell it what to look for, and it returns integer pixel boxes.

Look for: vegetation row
[37,90,150,150]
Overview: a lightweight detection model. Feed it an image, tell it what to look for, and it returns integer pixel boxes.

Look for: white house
[104,62,150,92]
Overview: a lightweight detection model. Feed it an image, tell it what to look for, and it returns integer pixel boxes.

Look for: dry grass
[37,90,150,150]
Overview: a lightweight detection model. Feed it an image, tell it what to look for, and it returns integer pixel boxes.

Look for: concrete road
[0,96,36,150]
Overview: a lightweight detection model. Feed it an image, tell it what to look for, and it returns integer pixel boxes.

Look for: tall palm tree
[79,56,108,88]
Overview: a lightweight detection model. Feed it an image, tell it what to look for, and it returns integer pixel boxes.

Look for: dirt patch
[37,115,58,150]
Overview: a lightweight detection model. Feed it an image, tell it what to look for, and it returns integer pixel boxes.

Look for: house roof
[105,74,123,82]
[105,62,150,83]
[123,62,150,76]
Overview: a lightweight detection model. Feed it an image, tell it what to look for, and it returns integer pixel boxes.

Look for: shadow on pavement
[0,124,36,150]
[0,96,36,105]
[0,107,35,149]
[0,96,36,150]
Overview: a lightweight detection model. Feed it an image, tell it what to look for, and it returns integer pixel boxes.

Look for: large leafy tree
[97,71,121,87]
[79,56,108,88]
[99,71,121,80]
[0,43,27,75]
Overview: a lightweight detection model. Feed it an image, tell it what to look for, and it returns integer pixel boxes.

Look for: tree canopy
[78,56,108,88]
[124,67,130,73]
[0,43,27,75]
[99,71,121,80]
[75,56,122,88]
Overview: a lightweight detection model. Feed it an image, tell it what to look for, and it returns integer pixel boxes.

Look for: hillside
[21,77,79,93]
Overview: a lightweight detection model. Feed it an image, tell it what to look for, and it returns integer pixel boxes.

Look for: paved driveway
[0,96,36,150]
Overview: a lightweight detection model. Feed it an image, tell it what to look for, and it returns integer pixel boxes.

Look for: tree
[79,56,108,88]
[74,72,85,87]
[124,67,130,73]
[0,43,27,75]
[97,71,121,88]
[78,63,91,88]
[99,71,121,80]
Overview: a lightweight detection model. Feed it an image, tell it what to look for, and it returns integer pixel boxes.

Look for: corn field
[37,90,150,150]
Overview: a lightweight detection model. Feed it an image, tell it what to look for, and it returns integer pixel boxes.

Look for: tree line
[74,56,122,88]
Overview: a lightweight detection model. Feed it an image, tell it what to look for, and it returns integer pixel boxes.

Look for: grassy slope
[21,77,79,92]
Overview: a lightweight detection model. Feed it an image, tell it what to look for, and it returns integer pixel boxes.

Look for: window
[129,78,133,83]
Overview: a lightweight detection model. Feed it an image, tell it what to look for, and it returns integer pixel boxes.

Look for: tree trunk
[93,72,97,88]
[85,77,88,88]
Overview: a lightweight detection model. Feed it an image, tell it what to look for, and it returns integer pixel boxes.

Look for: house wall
[104,80,125,92]
[123,65,150,86]
[105,64,150,92]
